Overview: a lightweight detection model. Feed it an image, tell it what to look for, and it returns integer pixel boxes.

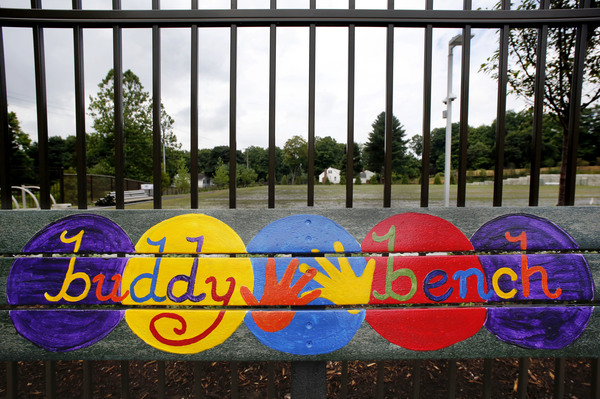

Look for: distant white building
[198,173,214,189]
[319,167,341,184]
[360,169,375,184]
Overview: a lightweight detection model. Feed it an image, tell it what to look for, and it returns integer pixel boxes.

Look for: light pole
[442,34,464,207]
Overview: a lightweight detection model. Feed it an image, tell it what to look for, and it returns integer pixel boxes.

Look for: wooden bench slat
[1,208,599,254]
[2,307,600,361]
[2,254,599,306]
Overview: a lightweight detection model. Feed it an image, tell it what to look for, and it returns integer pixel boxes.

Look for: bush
[433,172,443,185]
[355,176,362,185]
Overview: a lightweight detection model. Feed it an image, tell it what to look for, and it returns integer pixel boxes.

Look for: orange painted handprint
[240,258,321,332]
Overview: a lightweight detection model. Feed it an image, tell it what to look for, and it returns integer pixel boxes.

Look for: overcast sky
[1,0,528,153]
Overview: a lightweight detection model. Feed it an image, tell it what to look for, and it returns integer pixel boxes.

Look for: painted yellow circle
[126,309,247,354]
[135,213,247,254]
[123,214,253,354]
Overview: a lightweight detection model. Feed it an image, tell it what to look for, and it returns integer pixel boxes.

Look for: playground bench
[108,190,153,204]
[2,207,599,397]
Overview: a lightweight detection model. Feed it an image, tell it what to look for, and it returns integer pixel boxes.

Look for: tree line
[8,102,598,193]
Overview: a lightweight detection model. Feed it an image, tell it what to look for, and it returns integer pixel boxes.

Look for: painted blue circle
[246,214,361,254]
[245,215,365,354]
[245,310,365,355]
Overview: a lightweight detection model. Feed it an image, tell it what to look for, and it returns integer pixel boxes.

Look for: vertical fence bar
[592,358,600,398]
[482,358,492,399]
[411,360,421,399]
[0,21,10,210]
[492,0,510,207]
[376,361,385,398]
[6,361,17,398]
[267,362,276,398]
[383,3,394,208]
[529,0,549,207]
[291,362,326,398]
[120,361,129,399]
[31,0,50,209]
[193,362,204,398]
[45,361,56,398]
[456,0,472,207]
[190,0,199,209]
[157,361,166,399]
[229,0,238,209]
[73,0,87,209]
[447,360,457,398]
[420,0,433,207]
[340,361,348,399]
[113,0,124,209]
[152,0,162,210]
[83,360,92,399]
[553,358,565,398]
[230,361,239,399]
[307,0,316,207]
[517,358,530,399]
[268,0,276,208]
[564,0,589,206]
[345,0,355,208]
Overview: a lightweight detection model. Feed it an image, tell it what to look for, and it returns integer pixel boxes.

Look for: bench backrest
[2,207,598,362]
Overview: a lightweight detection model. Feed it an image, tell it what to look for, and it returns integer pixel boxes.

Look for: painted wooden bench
[1,207,599,397]
[108,189,153,204]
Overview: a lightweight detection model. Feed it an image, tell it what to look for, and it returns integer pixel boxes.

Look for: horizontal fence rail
[0,8,600,28]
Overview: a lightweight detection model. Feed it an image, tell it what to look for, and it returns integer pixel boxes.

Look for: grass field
[125,183,600,209]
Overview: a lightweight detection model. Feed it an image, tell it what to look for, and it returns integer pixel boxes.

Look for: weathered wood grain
[1,307,600,361]
[1,208,598,361]
[2,255,599,305]
[0,208,598,253]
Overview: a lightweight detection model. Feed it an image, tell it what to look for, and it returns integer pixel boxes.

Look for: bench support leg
[291,361,326,398]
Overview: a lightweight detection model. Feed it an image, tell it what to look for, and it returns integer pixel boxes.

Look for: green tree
[7,111,35,185]
[481,0,600,204]
[213,158,229,189]
[363,112,411,179]
[283,135,307,185]
[244,146,269,182]
[29,135,78,183]
[237,164,258,187]
[87,69,179,182]
[314,136,345,173]
[172,159,190,192]
[340,142,364,178]
[579,105,600,165]
[198,146,243,178]
[243,145,287,183]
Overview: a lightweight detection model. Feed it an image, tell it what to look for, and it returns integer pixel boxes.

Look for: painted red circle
[363,213,486,351]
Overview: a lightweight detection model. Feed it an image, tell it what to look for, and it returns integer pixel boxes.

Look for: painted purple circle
[10,310,125,352]
[471,213,594,350]
[21,213,134,253]
[7,214,133,352]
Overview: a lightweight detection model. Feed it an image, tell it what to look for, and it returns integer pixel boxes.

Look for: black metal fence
[59,173,146,205]
[1,1,598,211]
[1,1,599,398]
